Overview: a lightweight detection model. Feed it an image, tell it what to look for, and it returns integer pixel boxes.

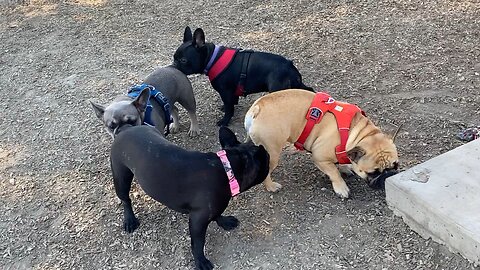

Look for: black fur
[110,125,269,270]
[173,26,314,126]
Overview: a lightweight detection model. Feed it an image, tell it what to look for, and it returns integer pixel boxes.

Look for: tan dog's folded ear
[347,147,366,163]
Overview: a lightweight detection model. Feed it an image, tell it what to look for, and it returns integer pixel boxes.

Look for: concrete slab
[386,139,480,266]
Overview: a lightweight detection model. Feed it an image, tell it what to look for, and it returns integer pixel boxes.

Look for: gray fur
[90,65,200,138]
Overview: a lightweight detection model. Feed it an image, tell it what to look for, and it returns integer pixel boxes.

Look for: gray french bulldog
[90,65,200,138]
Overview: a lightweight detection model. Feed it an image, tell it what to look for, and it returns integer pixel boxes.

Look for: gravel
[0,0,479,269]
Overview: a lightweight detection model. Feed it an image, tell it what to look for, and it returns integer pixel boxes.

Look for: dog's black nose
[367,169,398,190]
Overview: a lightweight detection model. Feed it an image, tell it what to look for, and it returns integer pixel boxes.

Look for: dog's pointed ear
[255,145,268,159]
[132,88,150,113]
[347,146,366,163]
[219,126,240,148]
[192,28,205,48]
[90,100,106,120]
[183,26,192,42]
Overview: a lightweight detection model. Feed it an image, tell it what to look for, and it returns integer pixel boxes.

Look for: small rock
[9,178,15,185]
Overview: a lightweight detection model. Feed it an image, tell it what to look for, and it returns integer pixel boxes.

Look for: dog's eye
[107,121,118,130]
[180,58,187,64]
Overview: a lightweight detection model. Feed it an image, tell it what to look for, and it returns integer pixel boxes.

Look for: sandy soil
[1,0,479,269]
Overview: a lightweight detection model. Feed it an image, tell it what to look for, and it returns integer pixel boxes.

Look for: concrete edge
[386,179,480,266]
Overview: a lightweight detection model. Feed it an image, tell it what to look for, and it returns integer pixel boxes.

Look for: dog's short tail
[244,104,261,142]
[297,82,315,92]
[289,61,315,92]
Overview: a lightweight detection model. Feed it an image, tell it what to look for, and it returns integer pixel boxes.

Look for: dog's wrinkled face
[347,133,399,189]
[173,26,208,75]
[219,127,270,190]
[90,88,149,138]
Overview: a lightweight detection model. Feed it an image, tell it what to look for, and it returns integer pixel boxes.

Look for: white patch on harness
[335,105,344,112]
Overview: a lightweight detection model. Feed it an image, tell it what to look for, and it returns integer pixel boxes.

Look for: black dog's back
[246,52,313,92]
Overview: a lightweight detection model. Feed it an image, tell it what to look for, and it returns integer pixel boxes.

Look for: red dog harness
[204,45,247,97]
[294,92,365,164]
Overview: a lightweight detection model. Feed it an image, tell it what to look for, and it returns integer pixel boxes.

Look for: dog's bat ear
[192,28,205,48]
[183,26,192,42]
[132,88,150,113]
[90,100,105,120]
[347,146,366,163]
[219,126,240,148]
[255,145,269,160]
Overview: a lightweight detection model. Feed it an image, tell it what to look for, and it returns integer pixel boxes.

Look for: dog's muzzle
[366,169,398,189]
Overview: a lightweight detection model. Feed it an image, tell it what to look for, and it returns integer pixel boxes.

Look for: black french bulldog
[173,26,314,126]
[110,124,270,270]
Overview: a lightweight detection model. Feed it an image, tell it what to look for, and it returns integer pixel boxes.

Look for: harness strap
[331,102,365,164]
[206,48,237,81]
[294,92,334,151]
[216,150,240,197]
[294,92,365,164]
[235,50,253,97]
[127,84,173,136]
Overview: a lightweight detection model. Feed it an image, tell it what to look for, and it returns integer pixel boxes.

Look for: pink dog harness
[216,150,240,197]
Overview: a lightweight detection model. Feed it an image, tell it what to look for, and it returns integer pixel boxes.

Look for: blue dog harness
[127,84,173,135]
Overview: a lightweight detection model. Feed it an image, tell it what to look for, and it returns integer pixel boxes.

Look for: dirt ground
[1,0,479,269]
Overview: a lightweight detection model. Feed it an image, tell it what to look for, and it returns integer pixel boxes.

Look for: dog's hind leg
[169,104,180,134]
[177,93,200,136]
[111,161,139,233]
[189,212,214,270]
[215,215,239,231]
[262,148,283,192]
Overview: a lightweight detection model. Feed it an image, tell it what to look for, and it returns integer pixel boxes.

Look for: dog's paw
[195,257,214,270]
[188,126,201,137]
[123,216,140,233]
[216,216,239,231]
[332,182,350,199]
[265,181,282,192]
[169,122,180,134]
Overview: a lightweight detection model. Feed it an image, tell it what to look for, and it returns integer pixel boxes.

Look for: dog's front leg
[112,165,139,232]
[189,213,214,270]
[314,160,350,199]
[217,93,235,126]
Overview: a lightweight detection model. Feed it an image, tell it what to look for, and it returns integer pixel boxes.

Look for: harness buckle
[326,97,335,104]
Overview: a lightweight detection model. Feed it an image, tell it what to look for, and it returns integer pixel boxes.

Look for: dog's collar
[204,45,221,74]
[204,46,237,81]
[216,150,240,197]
